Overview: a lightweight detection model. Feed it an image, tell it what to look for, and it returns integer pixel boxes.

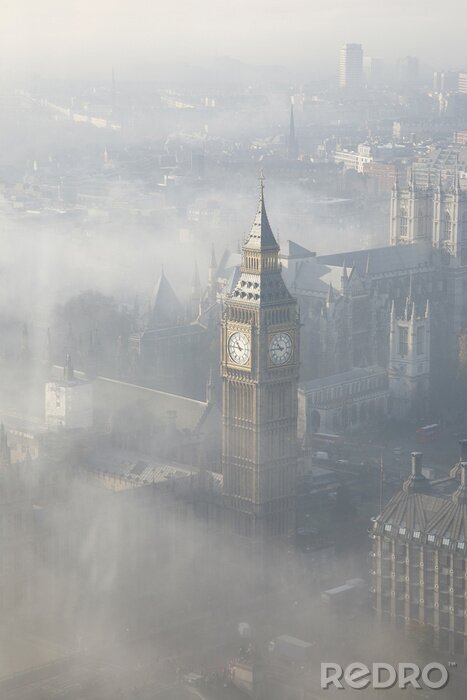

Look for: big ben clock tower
[221,176,299,544]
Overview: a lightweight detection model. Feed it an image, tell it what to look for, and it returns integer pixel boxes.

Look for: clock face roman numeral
[269,332,293,366]
[228,331,251,365]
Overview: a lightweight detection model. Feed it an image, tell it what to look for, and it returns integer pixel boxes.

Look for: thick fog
[2,2,467,699]
[2,0,467,81]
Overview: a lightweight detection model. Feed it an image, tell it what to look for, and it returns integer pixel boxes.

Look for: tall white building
[339,43,363,91]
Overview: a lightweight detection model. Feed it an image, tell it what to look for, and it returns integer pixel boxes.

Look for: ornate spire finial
[259,169,265,199]
[242,172,279,254]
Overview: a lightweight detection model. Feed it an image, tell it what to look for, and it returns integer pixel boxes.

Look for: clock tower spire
[221,175,299,544]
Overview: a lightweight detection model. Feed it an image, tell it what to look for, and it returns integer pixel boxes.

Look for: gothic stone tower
[390,171,467,263]
[388,295,430,421]
[390,171,467,376]
[221,180,299,544]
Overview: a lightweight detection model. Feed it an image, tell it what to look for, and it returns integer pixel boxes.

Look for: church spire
[232,176,291,305]
[288,101,298,160]
[242,172,280,254]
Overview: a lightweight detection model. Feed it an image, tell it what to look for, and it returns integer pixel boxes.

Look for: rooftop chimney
[460,440,467,462]
[452,462,467,505]
[411,451,422,477]
[403,452,429,493]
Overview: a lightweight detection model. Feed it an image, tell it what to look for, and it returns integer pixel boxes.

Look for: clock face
[228,331,251,366]
[269,332,293,366]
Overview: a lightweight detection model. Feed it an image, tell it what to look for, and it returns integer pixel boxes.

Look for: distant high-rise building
[458,72,467,94]
[398,56,419,86]
[433,71,459,93]
[339,43,363,91]
[363,56,384,85]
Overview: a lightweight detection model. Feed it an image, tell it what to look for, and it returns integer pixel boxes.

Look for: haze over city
[1,1,467,699]
[2,1,467,80]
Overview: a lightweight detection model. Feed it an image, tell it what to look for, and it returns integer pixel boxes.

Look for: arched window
[400,208,408,238]
[443,211,452,242]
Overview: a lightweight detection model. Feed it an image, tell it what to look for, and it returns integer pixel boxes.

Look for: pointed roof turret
[404,272,414,320]
[232,176,292,306]
[242,172,280,253]
[425,298,430,319]
[327,282,335,305]
[150,267,183,328]
[437,170,443,192]
[452,166,461,195]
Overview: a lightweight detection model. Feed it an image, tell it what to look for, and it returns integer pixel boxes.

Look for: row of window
[382,525,467,550]
[310,375,387,405]
[398,326,425,357]
[399,209,467,242]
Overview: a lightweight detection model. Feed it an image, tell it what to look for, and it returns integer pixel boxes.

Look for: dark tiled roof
[374,476,467,542]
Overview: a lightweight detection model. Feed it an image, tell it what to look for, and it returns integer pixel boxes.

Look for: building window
[400,208,408,238]
[416,326,424,355]
[443,211,452,242]
[442,537,450,546]
[399,327,408,356]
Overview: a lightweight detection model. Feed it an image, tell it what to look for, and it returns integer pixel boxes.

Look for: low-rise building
[298,366,389,436]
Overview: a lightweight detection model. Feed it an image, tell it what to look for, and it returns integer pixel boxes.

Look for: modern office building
[339,43,363,91]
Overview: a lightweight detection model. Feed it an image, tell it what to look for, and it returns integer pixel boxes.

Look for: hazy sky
[2,0,466,80]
